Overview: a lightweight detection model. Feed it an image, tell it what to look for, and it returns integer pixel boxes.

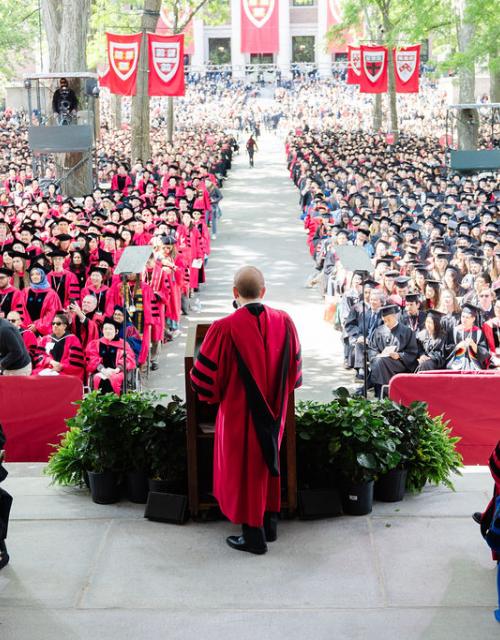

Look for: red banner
[347,46,361,84]
[359,45,388,93]
[106,32,142,96]
[156,4,194,55]
[394,45,420,93]
[97,65,110,89]
[240,0,279,54]
[148,33,185,97]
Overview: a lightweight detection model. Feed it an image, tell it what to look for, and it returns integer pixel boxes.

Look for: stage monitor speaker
[298,489,343,520]
[144,491,188,524]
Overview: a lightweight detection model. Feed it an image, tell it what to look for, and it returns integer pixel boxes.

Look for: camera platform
[24,72,100,196]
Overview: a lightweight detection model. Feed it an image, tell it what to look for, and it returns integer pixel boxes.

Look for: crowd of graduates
[0,96,235,389]
[287,128,500,396]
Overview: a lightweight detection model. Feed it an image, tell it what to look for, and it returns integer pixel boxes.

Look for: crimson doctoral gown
[190,303,302,527]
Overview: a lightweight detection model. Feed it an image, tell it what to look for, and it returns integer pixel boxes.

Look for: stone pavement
[1,133,498,639]
[0,464,497,639]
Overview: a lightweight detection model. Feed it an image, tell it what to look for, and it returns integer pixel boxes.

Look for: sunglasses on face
[52,321,64,326]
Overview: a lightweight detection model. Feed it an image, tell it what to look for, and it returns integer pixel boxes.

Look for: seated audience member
[367,303,418,398]
[6,311,37,362]
[86,317,136,394]
[69,296,99,350]
[21,265,60,336]
[32,311,85,380]
[415,310,446,372]
[482,298,500,368]
[445,303,490,371]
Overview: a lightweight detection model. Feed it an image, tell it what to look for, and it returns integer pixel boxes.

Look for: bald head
[233,266,266,301]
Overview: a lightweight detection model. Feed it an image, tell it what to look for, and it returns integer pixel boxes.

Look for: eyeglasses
[52,321,64,326]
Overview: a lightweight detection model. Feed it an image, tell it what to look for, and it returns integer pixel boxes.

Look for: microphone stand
[361,273,369,398]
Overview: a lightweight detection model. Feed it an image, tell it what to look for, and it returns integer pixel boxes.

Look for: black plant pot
[126,471,149,503]
[375,468,408,503]
[298,489,343,520]
[87,470,121,505]
[340,479,374,516]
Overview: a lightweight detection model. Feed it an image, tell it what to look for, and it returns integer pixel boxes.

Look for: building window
[208,38,231,65]
[292,36,315,63]
[250,53,274,65]
[293,0,315,5]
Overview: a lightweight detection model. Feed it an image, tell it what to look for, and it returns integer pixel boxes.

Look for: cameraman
[52,77,78,125]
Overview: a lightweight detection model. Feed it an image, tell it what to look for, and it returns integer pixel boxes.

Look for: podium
[184,322,297,519]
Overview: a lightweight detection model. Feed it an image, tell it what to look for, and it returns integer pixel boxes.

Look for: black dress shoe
[472,512,482,524]
[150,361,159,371]
[226,536,267,555]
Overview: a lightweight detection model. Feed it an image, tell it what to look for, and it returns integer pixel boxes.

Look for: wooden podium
[184,322,297,519]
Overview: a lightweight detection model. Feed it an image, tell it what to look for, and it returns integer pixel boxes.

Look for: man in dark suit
[0,424,12,570]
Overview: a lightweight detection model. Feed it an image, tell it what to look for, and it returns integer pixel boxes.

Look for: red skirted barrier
[0,376,83,462]
[389,372,500,465]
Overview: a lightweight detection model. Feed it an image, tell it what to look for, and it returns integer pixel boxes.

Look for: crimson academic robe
[86,337,136,395]
[47,270,80,307]
[33,333,85,380]
[21,287,60,336]
[0,286,23,319]
[191,304,302,527]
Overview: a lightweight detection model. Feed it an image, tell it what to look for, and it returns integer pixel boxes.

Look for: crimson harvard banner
[359,45,388,93]
[347,46,361,85]
[394,45,420,93]
[240,0,279,54]
[156,4,194,56]
[106,32,142,96]
[148,33,185,97]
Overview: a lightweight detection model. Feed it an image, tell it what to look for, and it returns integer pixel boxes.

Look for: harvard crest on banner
[347,46,361,85]
[156,3,194,56]
[359,45,388,93]
[106,32,142,96]
[240,0,279,54]
[148,33,185,97]
[394,45,420,93]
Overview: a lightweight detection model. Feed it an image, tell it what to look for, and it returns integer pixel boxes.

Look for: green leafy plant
[403,402,463,492]
[44,427,90,487]
[330,388,403,484]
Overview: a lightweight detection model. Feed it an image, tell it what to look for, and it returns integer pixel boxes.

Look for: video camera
[57,87,74,126]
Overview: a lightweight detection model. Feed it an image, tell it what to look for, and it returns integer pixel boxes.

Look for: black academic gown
[415,329,446,371]
[368,322,418,385]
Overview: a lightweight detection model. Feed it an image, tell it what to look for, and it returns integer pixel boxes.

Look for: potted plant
[403,402,463,493]
[330,388,403,515]
[372,400,419,502]
[44,426,90,488]
[295,399,343,519]
[145,396,187,495]
[69,391,128,504]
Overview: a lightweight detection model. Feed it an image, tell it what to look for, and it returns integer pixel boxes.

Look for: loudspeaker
[298,489,343,520]
[84,77,99,96]
[144,491,188,524]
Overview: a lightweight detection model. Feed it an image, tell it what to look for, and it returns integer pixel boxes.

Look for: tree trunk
[386,47,399,141]
[489,51,500,103]
[373,94,382,131]
[382,12,399,142]
[40,0,92,196]
[456,13,478,149]
[167,97,174,142]
[131,0,162,163]
[113,94,122,130]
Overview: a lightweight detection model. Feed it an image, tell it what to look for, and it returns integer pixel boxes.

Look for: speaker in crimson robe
[190,303,302,528]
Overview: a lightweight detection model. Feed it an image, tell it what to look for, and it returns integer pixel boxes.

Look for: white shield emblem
[242,0,275,29]
[110,41,139,81]
[152,41,180,84]
[351,49,361,76]
[395,50,418,83]
[328,0,343,23]
[363,50,385,83]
